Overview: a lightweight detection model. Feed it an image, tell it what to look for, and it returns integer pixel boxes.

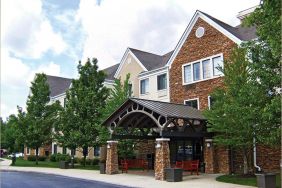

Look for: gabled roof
[200,11,257,41]
[102,63,120,80]
[166,10,257,67]
[46,75,72,97]
[103,98,206,126]
[129,48,173,71]
[114,47,173,78]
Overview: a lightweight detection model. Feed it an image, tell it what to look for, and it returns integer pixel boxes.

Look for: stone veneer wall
[155,139,170,180]
[135,140,155,159]
[106,141,119,175]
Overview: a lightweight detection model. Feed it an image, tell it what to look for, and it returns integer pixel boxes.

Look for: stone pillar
[204,138,217,173]
[106,141,119,175]
[155,138,170,180]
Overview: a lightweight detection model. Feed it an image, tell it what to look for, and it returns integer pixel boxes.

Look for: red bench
[120,159,148,173]
[175,160,199,175]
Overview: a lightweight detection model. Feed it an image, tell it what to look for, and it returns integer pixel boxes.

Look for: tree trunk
[83,155,86,167]
[243,148,248,175]
[71,153,74,168]
[35,147,39,165]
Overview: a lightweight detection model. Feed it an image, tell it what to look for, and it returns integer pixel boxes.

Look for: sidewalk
[0,158,254,188]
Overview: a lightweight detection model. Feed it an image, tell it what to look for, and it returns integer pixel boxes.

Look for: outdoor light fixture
[155,143,161,149]
[205,139,213,148]
[206,143,211,148]
[107,144,110,149]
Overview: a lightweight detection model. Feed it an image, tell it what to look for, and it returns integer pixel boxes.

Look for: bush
[50,154,56,162]
[93,158,99,165]
[38,156,46,161]
[27,155,36,161]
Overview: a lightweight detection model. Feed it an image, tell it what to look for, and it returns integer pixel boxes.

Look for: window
[182,54,223,85]
[140,78,149,94]
[213,56,224,76]
[193,62,200,81]
[208,96,215,109]
[53,144,57,154]
[184,64,192,83]
[63,147,67,155]
[184,99,199,109]
[157,74,167,90]
[26,147,30,155]
[128,83,132,97]
[94,147,100,157]
[71,148,76,156]
[202,59,211,79]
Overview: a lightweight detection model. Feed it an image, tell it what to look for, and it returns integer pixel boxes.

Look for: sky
[1,0,259,120]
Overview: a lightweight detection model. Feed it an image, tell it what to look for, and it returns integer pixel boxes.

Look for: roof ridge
[130,97,191,107]
[129,47,162,57]
[46,75,72,80]
[199,10,236,29]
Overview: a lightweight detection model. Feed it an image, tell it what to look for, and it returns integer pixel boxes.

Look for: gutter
[253,136,262,172]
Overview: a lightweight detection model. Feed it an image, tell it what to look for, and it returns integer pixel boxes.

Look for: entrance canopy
[103,98,212,140]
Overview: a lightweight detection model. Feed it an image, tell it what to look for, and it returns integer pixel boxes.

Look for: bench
[175,160,199,175]
[120,159,148,173]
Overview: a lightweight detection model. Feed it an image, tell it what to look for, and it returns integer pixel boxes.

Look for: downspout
[253,136,262,172]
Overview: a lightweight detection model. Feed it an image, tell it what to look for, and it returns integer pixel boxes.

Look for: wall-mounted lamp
[206,143,211,148]
[205,139,213,148]
[107,144,110,149]
[155,143,161,149]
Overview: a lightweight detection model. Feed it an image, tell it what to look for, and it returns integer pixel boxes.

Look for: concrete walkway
[0,158,254,188]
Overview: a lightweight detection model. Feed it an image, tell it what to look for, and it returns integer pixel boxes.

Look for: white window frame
[208,96,212,109]
[184,98,200,110]
[182,53,223,85]
[140,78,149,95]
[157,73,167,91]
[26,147,30,155]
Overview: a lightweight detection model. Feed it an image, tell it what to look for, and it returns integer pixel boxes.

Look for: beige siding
[115,53,145,97]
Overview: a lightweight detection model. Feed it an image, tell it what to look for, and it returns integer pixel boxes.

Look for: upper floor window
[157,74,167,90]
[183,54,223,85]
[53,144,57,154]
[140,78,149,94]
[184,98,199,109]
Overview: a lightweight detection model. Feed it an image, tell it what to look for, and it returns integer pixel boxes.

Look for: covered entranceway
[103,98,212,180]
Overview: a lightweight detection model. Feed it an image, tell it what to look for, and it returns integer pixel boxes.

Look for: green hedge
[27,155,46,161]
[50,153,71,162]
[78,158,99,165]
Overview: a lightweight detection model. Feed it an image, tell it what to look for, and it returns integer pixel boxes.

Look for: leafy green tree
[204,47,255,174]
[101,74,134,159]
[244,0,281,145]
[24,73,61,165]
[56,58,109,166]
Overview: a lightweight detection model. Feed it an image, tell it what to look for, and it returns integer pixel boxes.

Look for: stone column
[106,141,119,175]
[204,138,217,173]
[155,138,170,180]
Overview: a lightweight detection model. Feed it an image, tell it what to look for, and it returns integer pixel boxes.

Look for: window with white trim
[208,96,215,109]
[183,54,223,85]
[184,99,199,109]
[26,147,30,155]
[140,78,149,94]
[157,74,167,90]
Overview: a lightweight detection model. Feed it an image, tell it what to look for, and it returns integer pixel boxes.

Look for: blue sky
[1,0,259,120]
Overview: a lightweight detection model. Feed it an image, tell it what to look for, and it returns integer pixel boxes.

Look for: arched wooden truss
[103,98,210,139]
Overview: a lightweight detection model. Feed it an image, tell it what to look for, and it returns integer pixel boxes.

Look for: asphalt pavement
[1,171,133,188]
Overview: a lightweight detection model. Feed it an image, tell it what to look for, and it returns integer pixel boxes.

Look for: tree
[244,0,281,145]
[101,74,134,159]
[204,0,281,174]
[56,58,109,167]
[204,47,255,174]
[24,73,61,165]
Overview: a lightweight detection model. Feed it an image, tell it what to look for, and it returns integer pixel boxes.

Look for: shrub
[38,156,46,161]
[27,155,36,161]
[93,158,99,165]
[50,154,57,162]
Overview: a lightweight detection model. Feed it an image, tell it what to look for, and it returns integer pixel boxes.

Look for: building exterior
[23,8,280,176]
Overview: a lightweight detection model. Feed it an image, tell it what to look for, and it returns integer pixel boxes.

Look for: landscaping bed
[216,173,281,188]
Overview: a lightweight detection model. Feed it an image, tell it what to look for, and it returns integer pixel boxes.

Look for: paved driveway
[1,171,132,188]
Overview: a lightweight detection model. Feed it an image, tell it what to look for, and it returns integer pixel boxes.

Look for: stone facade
[135,140,155,159]
[169,18,236,109]
[155,138,170,181]
[106,141,119,175]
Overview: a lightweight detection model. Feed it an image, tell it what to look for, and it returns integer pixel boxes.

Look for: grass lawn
[12,158,99,170]
[216,174,281,188]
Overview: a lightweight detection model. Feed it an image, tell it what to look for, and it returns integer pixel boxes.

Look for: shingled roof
[200,11,257,41]
[102,63,120,80]
[46,75,72,97]
[129,48,174,71]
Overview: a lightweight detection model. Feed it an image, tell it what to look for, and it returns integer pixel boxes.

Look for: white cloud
[77,0,259,69]
[1,0,67,59]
